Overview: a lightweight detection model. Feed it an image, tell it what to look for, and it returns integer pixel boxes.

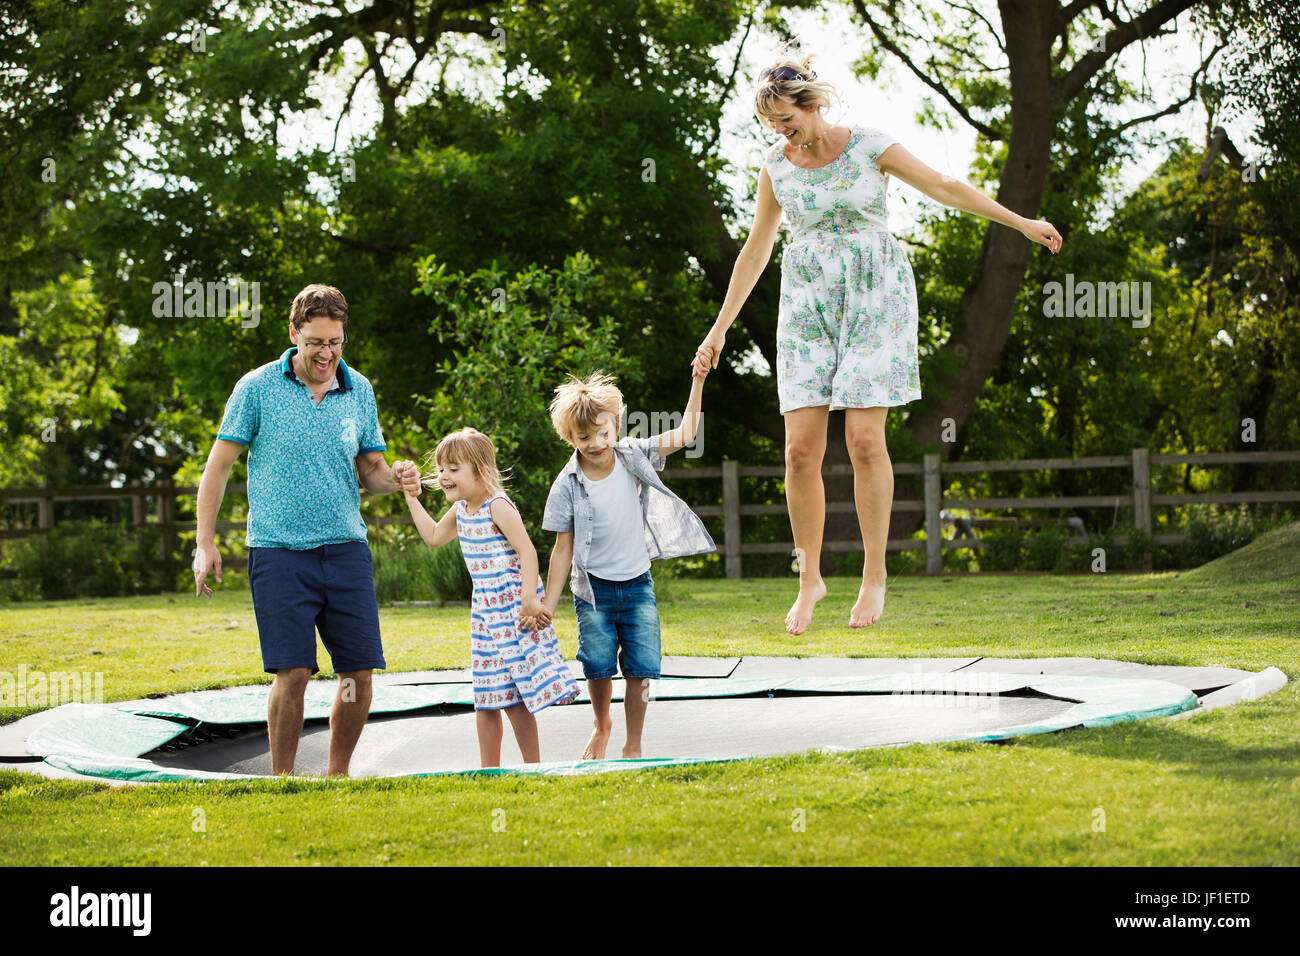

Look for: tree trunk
[891,0,1058,537]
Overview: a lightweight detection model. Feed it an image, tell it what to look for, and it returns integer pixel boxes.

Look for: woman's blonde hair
[549,372,624,443]
[753,51,840,122]
[423,427,506,493]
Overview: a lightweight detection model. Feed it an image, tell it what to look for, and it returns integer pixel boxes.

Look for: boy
[534,369,714,760]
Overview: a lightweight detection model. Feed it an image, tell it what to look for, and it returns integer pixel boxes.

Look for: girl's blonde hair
[549,372,624,443]
[753,50,841,122]
[422,427,506,493]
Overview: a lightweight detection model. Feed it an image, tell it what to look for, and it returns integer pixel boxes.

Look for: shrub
[978,528,1024,572]
[1175,503,1293,568]
[1,520,168,599]
[1022,528,1067,571]
[370,530,472,604]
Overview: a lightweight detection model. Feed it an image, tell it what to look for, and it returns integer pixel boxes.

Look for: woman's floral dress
[763,125,922,412]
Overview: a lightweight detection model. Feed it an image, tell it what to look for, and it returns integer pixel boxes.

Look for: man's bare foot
[850,578,886,627]
[582,722,613,760]
[786,579,827,635]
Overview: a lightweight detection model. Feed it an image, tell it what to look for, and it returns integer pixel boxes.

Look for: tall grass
[370,528,473,603]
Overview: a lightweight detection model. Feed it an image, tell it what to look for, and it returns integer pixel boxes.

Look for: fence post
[158,483,177,585]
[924,453,942,574]
[131,490,145,526]
[722,459,741,579]
[1132,446,1152,571]
[37,493,53,531]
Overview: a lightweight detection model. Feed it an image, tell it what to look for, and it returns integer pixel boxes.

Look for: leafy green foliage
[2,0,1297,590]
[1,520,168,600]
[371,529,473,604]
[0,270,127,486]
[412,251,644,540]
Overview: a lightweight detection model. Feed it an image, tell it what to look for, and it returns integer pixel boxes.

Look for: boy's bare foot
[582,721,613,760]
[850,577,886,627]
[785,579,827,635]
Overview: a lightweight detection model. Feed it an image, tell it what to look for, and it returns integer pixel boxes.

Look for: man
[192,284,420,777]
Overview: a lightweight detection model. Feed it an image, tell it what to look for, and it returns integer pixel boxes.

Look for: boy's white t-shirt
[579,454,652,581]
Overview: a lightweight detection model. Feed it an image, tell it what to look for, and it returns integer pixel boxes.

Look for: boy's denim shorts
[248,541,387,675]
[573,570,661,680]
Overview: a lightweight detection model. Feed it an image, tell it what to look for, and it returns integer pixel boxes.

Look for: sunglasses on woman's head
[761,65,810,82]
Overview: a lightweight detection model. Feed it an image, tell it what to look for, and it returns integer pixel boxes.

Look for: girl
[402,427,579,767]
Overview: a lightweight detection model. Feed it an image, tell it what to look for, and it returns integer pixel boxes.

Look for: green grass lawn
[1,524,1297,865]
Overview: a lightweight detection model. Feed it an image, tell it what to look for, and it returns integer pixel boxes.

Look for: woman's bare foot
[622,743,642,759]
[850,577,886,627]
[582,721,613,760]
[786,578,827,635]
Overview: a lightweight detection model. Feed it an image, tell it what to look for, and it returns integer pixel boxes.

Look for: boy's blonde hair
[753,51,841,123]
[549,372,623,443]
[423,427,505,493]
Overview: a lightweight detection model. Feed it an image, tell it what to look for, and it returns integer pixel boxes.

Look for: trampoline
[0,656,1284,783]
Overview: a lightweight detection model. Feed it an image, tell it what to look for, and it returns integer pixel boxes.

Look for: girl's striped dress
[457,492,580,712]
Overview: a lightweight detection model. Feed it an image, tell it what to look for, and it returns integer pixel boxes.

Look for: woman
[692,55,1062,635]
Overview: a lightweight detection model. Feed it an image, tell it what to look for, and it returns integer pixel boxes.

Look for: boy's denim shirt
[542,435,716,608]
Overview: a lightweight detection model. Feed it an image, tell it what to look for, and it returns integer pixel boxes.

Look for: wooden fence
[1,449,1297,578]
[670,447,1300,576]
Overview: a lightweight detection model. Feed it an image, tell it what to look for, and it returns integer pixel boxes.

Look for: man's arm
[194,438,246,597]
[656,371,706,458]
[356,450,420,496]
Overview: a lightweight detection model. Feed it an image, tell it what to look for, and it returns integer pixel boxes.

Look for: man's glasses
[301,336,346,353]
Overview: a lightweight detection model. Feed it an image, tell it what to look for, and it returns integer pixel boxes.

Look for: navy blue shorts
[247,542,386,675]
[573,570,661,680]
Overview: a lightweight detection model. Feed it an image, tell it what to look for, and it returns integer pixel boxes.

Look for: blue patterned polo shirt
[217,348,387,549]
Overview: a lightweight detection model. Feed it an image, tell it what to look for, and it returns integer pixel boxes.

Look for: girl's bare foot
[850,577,886,627]
[582,721,613,760]
[786,578,827,635]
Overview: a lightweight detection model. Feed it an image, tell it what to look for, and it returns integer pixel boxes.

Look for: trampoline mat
[150,692,1074,776]
[9,659,1221,781]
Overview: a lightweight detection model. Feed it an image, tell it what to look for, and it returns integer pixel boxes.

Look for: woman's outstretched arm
[692,165,786,375]
[877,144,1063,254]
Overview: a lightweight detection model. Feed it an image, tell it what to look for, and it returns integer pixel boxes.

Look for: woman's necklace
[796,128,830,150]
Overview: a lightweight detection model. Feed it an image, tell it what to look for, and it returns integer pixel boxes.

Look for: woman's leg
[784,405,831,635]
[844,407,892,626]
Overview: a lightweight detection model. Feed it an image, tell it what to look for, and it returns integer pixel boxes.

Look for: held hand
[392,459,421,496]
[691,354,712,381]
[691,327,725,378]
[1021,217,1063,254]
[193,543,223,597]
[521,595,544,629]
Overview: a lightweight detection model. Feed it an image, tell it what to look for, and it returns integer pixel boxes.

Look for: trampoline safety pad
[4,655,1285,783]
